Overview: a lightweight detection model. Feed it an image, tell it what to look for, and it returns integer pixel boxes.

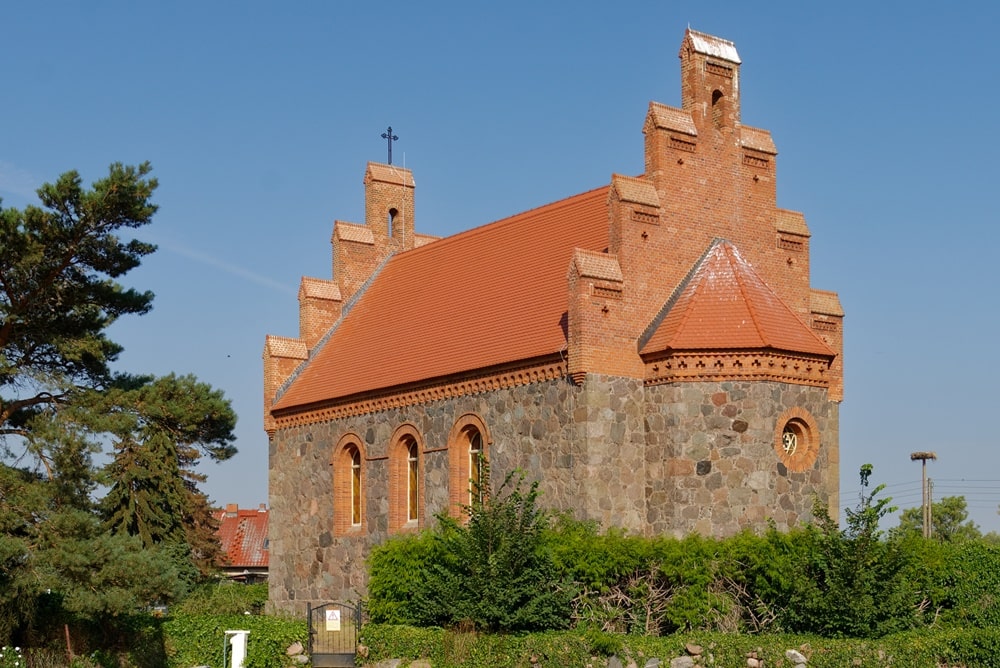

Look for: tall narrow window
[407,440,419,522]
[448,414,490,518]
[389,426,424,532]
[350,446,362,526]
[712,89,725,128]
[388,208,398,238]
[333,434,365,536]
[469,430,484,504]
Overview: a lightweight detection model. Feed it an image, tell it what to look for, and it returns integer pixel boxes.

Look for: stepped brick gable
[263,29,844,611]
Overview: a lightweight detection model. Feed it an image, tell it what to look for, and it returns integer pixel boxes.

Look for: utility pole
[910,451,937,538]
[927,477,934,538]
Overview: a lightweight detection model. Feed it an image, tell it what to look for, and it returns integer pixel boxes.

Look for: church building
[263,29,844,611]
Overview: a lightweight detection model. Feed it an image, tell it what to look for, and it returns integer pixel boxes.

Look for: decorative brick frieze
[777,236,805,252]
[271,358,567,429]
[592,284,623,300]
[743,153,770,169]
[631,209,661,225]
[670,135,697,152]
[705,60,734,78]
[644,351,830,387]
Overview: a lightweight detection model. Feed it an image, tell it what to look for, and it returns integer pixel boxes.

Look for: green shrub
[361,625,1000,668]
[936,540,1000,628]
[370,469,574,632]
[582,626,622,656]
[367,531,445,625]
[175,582,268,616]
[163,614,306,668]
[368,464,1000,641]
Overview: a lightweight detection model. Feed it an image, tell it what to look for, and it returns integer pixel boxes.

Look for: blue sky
[3,1,1000,531]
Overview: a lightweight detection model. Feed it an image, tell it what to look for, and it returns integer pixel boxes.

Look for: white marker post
[224,630,251,668]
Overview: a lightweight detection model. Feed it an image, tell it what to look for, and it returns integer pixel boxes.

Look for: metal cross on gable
[380,126,399,165]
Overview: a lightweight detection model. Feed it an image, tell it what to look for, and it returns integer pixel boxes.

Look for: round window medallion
[781,426,798,456]
[774,408,819,472]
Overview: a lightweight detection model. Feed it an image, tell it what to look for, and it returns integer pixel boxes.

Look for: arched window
[407,440,419,522]
[711,89,725,128]
[389,425,424,532]
[350,446,362,526]
[469,430,485,504]
[448,414,490,517]
[388,208,398,238]
[333,435,365,536]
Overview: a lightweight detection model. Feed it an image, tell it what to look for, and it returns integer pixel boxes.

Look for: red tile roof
[215,504,269,568]
[640,240,834,357]
[273,186,610,411]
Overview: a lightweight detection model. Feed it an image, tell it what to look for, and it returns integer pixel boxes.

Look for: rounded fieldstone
[785,648,807,664]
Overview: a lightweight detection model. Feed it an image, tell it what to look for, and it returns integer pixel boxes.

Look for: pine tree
[98,374,235,567]
[103,431,188,547]
[0,165,237,645]
[1,163,157,439]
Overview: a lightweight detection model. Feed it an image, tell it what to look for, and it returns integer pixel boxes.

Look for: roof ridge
[722,244,771,346]
[402,184,610,257]
[726,243,770,346]
[724,243,834,356]
[668,254,713,348]
[638,239,723,350]
[732,246,833,353]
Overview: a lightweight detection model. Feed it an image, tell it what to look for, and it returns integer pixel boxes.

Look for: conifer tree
[0,162,157,439]
[97,374,236,561]
[0,164,237,644]
[103,431,189,547]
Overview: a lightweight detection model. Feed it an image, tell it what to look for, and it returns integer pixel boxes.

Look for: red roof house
[215,503,269,583]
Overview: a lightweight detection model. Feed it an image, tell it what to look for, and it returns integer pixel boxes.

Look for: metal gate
[307,601,361,667]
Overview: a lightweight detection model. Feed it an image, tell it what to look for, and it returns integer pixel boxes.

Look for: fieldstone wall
[644,380,839,537]
[268,374,838,612]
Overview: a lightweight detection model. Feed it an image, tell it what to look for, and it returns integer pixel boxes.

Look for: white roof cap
[687,29,741,64]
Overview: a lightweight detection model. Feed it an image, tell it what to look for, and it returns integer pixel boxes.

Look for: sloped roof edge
[273,254,394,406]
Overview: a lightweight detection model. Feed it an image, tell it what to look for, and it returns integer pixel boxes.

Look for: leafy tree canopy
[892,495,982,543]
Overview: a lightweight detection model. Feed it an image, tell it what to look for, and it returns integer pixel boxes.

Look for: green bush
[163,614,306,668]
[360,625,1000,668]
[368,466,1000,641]
[175,582,269,616]
[367,531,446,625]
[935,540,1000,628]
[370,518,1000,639]
[370,469,574,632]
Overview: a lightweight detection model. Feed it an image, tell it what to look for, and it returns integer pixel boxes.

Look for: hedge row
[161,614,307,668]
[369,516,1000,637]
[361,624,1000,668]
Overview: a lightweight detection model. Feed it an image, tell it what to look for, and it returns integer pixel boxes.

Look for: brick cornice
[270,356,567,431]
[643,349,830,387]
